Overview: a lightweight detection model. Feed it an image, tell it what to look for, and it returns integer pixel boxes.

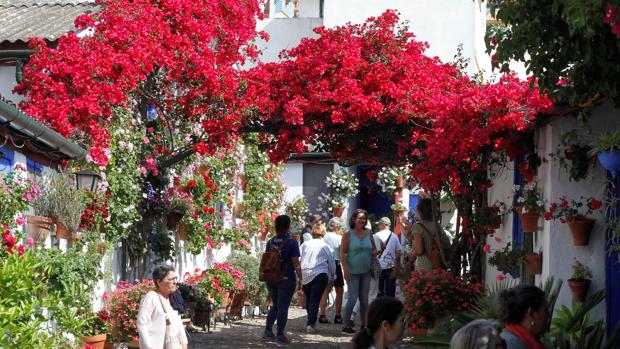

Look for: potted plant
[402,269,483,334]
[545,197,602,246]
[567,258,592,302]
[285,195,309,233]
[488,242,525,278]
[588,128,620,177]
[377,166,410,194]
[163,188,194,230]
[226,252,267,314]
[32,173,87,240]
[105,280,153,345]
[512,182,545,232]
[477,201,508,230]
[80,309,110,349]
[195,163,211,177]
[524,251,542,276]
[324,169,358,216]
[0,165,45,238]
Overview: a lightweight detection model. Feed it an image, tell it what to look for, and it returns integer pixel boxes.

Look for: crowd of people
[133,198,551,349]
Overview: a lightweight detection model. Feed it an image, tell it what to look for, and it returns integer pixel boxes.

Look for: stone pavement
[187,305,418,348]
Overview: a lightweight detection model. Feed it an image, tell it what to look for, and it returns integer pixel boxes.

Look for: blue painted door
[356,166,392,222]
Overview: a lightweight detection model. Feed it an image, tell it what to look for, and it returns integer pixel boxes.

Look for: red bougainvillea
[242,10,552,193]
[15,0,264,166]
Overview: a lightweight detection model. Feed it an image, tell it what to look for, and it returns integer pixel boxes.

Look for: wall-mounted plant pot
[233,203,246,218]
[178,223,188,241]
[568,278,591,303]
[239,174,248,191]
[196,164,211,177]
[174,183,187,193]
[81,333,107,349]
[516,207,540,232]
[166,210,184,230]
[597,150,620,177]
[54,220,72,239]
[525,253,542,276]
[332,207,345,218]
[27,215,53,243]
[395,176,405,189]
[567,218,595,246]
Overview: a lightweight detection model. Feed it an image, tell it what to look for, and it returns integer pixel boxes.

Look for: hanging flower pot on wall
[567,218,595,246]
[524,252,542,276]
[177,223,188,241]
[196,164,211,177]
[332,206,345,218]
[516,207,540,232]
[166,210,184,230]
[597,150,620,177]
[567,278,591,302]
[27,215,53,243]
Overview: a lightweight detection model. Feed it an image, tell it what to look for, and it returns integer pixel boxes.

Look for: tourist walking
[497,285,548,349]
[374,217,401,297]
[262,215,302,345]
[300,223,336,332]
[450,319,506,349]
[401,198,451,272]
[351,296,405,349]
[340,209,379,334]
[319,217,345,324]
[302,213,323,243]
[137,264,188,349]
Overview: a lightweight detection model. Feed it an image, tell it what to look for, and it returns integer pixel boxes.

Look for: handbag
[158,294,184,349]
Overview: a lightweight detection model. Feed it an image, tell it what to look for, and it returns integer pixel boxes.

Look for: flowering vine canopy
[15,1,551,195]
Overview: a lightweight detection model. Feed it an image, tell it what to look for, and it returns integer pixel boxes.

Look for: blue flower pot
[598,150,620,177]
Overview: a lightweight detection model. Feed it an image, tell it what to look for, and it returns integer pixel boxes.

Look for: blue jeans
[265,278,296,336]
[343,271,371,327]
[302,273,328,327]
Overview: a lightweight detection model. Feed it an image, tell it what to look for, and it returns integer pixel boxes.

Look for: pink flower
[140,167,147,175]
[494,236,503,243]
[482,244,491,253]
[26,237,34,246]
[496,274,506,281]
[143,137,150,144]
[15,216,25,226]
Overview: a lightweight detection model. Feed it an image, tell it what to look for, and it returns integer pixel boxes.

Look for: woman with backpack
[401,198,452,272]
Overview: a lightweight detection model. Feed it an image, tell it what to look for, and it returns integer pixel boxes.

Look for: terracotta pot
[196,164,211,177]
[178,223,188,241]
[234,203,246,218]
[27,215,53,243]
[81,333,107,349]
[127,340,140,348]
[166,210,184,230]
[230,291,248,317]
[524,253,542,276]
[567,218,595,246]
[516,207,540,232]
[103,342,114,349]
[239,174,248,191]
[220,291,235,308]
[96,242,107,255]
[54,220,72,239]
[568,279,591,303]
[332,207,345,218]
[174,183,187,193]
[395,176,405,189]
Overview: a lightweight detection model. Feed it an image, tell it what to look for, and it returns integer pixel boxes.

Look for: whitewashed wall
[487,102,620,320]
[0,66,21,103]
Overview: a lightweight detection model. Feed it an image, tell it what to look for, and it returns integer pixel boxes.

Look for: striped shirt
[300,238,336,285]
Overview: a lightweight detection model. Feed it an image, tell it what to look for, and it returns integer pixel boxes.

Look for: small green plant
[390,203,408,212]
[588,128,620,156]
[488,242,525,275]
[570,259,592,281]
[32,172,87,231]
[513,182,545,213]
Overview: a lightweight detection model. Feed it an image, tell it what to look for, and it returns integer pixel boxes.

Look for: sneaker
[275,335,290,344]
[306,325,317,333]
[341,326,356,335]
[333,315,343,324]
[318,315,330,324]
[262,330,275,341]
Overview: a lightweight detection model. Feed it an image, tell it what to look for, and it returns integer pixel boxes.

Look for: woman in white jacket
[137,265,188,349]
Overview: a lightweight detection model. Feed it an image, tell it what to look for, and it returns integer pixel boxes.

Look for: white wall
[298,0,321,18]
[281,162,304,204]
[0,66,21,103]
[486,102,620,320]
[253,17,323,65]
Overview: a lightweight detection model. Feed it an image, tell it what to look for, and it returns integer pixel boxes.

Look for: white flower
[536,200,544,207]
[517,197,525,203]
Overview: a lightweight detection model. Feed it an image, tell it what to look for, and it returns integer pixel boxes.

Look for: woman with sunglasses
[137,264,188,349]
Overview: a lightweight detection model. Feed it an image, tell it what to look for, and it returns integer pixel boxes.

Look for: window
[0,147,14,174]
[26,159,43,180]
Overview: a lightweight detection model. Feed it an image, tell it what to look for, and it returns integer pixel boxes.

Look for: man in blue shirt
[263,215,302,345]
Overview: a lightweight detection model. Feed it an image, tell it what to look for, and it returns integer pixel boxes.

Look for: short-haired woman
[351,296,404,349]
[340,209,379,334]
[137,264,188,349]
[450,319,506,349]
[319,217,345,324]
[497,285,548,349]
